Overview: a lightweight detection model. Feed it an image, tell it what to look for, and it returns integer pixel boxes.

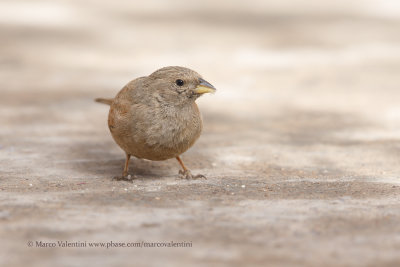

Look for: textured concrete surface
[1,0,400,266]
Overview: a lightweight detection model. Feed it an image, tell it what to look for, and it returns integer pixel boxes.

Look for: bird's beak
[194,78,216,94]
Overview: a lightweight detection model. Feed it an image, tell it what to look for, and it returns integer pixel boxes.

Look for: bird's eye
[175,79,184,86]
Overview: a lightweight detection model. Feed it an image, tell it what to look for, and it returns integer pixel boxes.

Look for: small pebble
[29,184,33,187]
[241,185,246,188]
[124,188,128,191]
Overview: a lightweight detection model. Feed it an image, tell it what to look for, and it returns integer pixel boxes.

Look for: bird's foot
[113,174,134,182]
[179,170,207,180]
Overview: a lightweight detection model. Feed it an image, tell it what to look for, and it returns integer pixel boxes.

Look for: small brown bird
[95,66,216,180]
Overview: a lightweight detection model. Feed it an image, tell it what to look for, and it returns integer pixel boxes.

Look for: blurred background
[1,0,400,266]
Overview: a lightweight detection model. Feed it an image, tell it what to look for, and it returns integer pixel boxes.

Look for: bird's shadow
[66,141,177,181]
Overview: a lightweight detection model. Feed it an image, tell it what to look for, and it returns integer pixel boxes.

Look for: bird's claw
[113,174,134,182]
[179,170,207,180]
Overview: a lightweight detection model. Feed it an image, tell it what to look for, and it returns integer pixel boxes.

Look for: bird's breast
[144,103,202,149]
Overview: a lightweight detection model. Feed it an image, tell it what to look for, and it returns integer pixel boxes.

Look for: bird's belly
[133,127,201,160]
[111,113,202,161]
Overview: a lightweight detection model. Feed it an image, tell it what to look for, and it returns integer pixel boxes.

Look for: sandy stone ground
[1,0,400,266]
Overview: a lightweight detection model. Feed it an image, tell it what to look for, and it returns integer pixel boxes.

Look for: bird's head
[147,66,216,106]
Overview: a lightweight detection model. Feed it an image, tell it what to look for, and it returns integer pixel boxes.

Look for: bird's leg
[176,156,206,180]
[113,153,133,182]
[123,153,131,177]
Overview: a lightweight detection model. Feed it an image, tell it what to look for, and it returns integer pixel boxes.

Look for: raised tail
[95,98,113,105]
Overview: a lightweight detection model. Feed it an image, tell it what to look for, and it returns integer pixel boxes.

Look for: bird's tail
[95,98,113,105]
